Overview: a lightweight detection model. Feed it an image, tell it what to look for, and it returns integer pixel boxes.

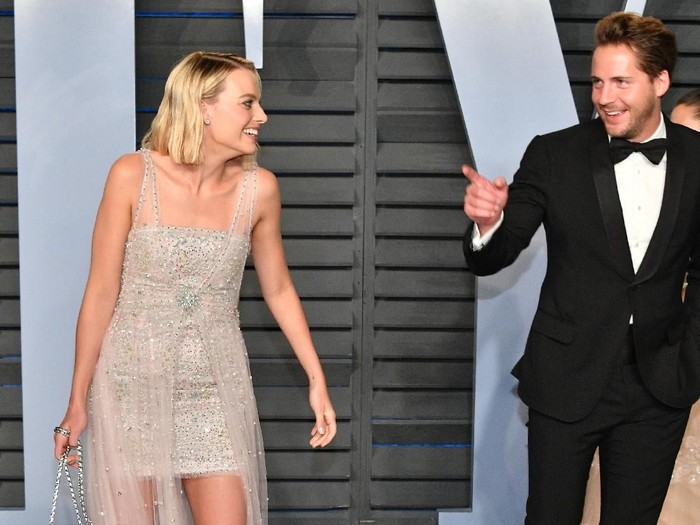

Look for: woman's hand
[53,405,88,467]
[308,382,337,448]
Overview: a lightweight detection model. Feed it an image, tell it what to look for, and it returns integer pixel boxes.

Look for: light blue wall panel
[5,2,135,523]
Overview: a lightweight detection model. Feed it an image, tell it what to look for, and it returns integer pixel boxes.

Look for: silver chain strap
[48,440,92,525]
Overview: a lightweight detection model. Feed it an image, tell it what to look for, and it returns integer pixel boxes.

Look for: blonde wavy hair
[141,51,260,166]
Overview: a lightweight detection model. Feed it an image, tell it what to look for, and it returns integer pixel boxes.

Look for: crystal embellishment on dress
[177,287,199,311]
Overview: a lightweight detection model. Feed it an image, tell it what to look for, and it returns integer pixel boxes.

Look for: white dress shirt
[614,117,667,274]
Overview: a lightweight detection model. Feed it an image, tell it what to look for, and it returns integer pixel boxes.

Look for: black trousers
[524,332,691,525]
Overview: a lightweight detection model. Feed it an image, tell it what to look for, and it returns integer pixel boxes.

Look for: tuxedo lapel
[590,125,636,280]
[635,119,686,283]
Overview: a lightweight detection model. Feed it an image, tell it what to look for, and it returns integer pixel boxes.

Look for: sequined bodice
[116,226,249,320]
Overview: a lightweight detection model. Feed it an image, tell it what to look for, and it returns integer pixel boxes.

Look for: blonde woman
[53,51,336,524]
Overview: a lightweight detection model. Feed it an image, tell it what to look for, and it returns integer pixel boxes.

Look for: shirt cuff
[471,212,504,251]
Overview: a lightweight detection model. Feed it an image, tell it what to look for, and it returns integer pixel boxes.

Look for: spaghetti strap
[229,169,249,232]
[133,149,151,227]
[246,166,258,238]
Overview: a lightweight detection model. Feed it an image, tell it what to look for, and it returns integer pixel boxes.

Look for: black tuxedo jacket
[464,116,700,422]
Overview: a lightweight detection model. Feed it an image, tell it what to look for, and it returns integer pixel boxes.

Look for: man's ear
[654,70,670,98]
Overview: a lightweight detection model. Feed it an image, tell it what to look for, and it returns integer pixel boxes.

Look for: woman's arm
[250,168,337,448]
[53,154,142,460]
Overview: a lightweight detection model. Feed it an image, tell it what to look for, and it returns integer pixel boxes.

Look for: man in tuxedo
[462,12,700,524]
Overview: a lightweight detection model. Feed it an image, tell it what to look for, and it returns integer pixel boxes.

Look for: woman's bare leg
[182,475,247,525]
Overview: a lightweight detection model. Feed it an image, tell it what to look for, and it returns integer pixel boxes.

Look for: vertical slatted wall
[0,0,22,509]
[369,0,473,516]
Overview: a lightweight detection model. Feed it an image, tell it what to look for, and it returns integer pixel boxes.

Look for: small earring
[204,118,211,125]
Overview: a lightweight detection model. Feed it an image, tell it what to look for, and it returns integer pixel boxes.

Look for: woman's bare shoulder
[253,166,280,198]
[100,152,147,204]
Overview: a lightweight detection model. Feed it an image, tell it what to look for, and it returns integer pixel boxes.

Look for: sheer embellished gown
[85,149,267,524]
[582,402,700,524]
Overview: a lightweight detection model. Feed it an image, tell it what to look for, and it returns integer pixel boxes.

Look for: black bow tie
[609,137,667,165]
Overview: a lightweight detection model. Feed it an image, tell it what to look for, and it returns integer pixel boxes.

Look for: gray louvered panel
[0,239,18,265]
[373,420,471,445]
[266,450,350,479]
[377,143,469,173]
[240,299,352,328]
[378,19,442,49]
[379,0,435,16]
[282,238,354,266]
[372,446,470,478]
[250,359,351,387]
[278,176,355,206]
[0,481,23,508]
[0,207,17,235]
[265,18,357,47]
[555,21,596,51]
[0,143,16,170]
[0,388,21,418]
[370,480,470,509]
[0,451,21,478]
[0,79,14,106]
[375,176,465,206]
[241,269,354,298]
[138,80,357,112]
[374,269,472,299]
[0,331,19,358]
[259,115,357,143]
[373,360,472,389]
[378,51,451,80]
[255,386,351,419]
[258,145,355,173]
[138,18,356,48]
[136,18,245,47]
[0,300,19,327]
[646,0,700,20]
[571,85,594,122]
[260,49,359,82]
[549,0,623,18]
[0,420,21,450]
[0,50,12,78]
[244,329,352,359]
[374,208,467,237]
[375,239,466,269]
[0,114,15,139]
[0,175,16,204]
[269,515,350,525]
[0,17,12,42]
[378,83,461,111]
[378,112,466,143]
[674,56,700,84]
[0,361,20,384]
[373,330,473,360]
[280,208,354,236]
[262,421,351,449]
[267,480,349,509]
[373,391,471,420]
[374,300,472,330]
[137,47,358,81]
[0,268,18,295]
